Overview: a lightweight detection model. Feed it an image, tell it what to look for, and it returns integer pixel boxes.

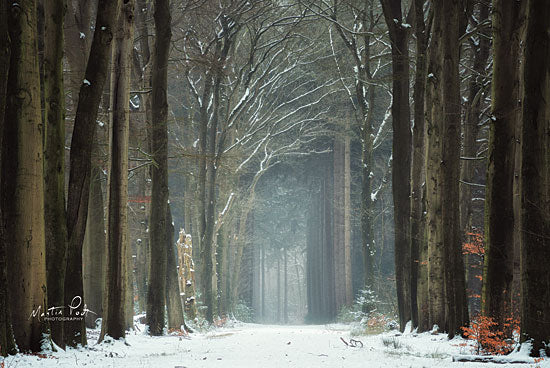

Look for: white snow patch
[2,323,545,368]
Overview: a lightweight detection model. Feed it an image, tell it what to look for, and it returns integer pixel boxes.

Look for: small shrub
[461,315,519,355]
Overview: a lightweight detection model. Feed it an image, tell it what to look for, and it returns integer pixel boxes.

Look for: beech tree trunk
[146,0,172,335]
[43,0,68,348]
[200,73,223,323]
[99,0,135,341]
[65,0,119,346]
[441,0,468,337]
[410,0,428,330]
[2,0,49,352]
[519,0,550,357]
[424,0,445,332]
[0,0,16,355]
[380,0,412,331]
[425,0,468,337]
[482,0,522,331]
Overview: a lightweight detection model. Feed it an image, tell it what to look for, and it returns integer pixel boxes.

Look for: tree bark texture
[100,0,135,342]
[482,0,523,330]
[410,0,428,330]
[2,0,49,352]
[0,0,16,355]
[65,0,119,346]
[146,0,171,335]
[43,0,68,348]
[440,0,468,337]
[425,0,468,337]
[519,0,550,357]
[380,0,412,331]
[425,0,445,333]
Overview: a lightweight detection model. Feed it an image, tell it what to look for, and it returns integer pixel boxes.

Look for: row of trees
[0,0,185,353]
[370,0,550,356]
[301,0,549,356]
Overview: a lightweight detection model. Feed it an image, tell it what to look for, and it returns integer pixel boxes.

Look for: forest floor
[2,321,547,367]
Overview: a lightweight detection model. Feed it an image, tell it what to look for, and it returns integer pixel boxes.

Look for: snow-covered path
[3,323,547,367]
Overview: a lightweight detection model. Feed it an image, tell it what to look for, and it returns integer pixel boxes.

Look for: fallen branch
[340,337,364,348]
[452,355,534,364]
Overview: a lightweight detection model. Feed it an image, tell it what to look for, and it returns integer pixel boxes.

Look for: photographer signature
[29,296,96,321]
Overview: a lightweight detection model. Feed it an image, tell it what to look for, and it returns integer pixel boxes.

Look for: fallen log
[452,355,535,364]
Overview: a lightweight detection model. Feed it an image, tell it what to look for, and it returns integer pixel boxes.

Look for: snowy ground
[2,322,548,367]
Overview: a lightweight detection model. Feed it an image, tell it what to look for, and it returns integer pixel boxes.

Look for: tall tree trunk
[425,2,445,332]
[65,0,119,346]
[201,74,222,323]
[2,0,48,352]
[380,0,412,331]
[43,0,67,348]
[132,0,151,316]
[99,0,135,341]
[166,207,186,330]
[410,0,429,330]
[82,165,105,329]
[482,0,522,331]
[425,0,468,337]
[519,0,550,357]
[441,0,467,337]
[0,0,16,355]
[361,99,376,302]
[146,0,171,335]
